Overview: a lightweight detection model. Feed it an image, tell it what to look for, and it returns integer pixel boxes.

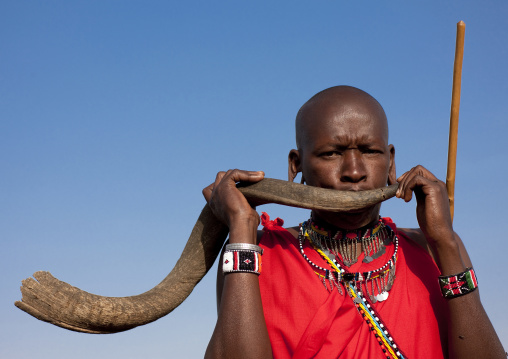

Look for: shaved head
[295,86,389,151]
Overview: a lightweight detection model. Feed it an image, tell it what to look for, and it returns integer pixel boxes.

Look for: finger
[214,171,227,187]
[396,173,407,198]
[402,174,443,203]
[223,169,265,184]
[413,165,438,181]
[398,169,423,202]
[204,170,264,204]
[397,167,421,202]
[396,165,439,200]
[396,170,412,199]
[202,171,227,203]
[202,183,214,202]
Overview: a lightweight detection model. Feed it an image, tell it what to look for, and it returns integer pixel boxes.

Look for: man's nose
[340,150,367,183]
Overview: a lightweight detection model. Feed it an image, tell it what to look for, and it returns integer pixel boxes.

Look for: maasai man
[203,86,505,358]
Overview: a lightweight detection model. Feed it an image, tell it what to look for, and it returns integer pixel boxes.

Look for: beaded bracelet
[439,267,478,299]
[223,244,263,275]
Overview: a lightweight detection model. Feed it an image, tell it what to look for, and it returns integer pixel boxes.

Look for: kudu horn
[16,178,398,334]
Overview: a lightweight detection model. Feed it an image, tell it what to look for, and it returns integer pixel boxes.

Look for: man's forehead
[299,86,384,118]
[296,86,389,148]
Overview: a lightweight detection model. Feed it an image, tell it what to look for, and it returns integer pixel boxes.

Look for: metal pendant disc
[371,246,386,260]
[375,291,389,302]
[322,249,336,262]
[363,255,373,263]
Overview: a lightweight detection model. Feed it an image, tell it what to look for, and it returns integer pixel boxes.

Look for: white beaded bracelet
[223,244,263,275]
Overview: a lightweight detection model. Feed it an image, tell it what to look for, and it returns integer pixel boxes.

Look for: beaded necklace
[298,218,407,359]
[298,219,398,303]
[309,217,389,266]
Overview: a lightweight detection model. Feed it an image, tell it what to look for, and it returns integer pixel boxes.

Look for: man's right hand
[202,169,264,244]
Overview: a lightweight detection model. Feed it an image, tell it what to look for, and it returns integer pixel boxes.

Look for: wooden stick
[446,21,466,222]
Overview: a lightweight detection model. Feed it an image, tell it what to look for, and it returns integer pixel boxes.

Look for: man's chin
[344,205,376,214]
[314,204,381,230]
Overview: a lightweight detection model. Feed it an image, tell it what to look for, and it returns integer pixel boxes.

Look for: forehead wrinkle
[334,133,383,145]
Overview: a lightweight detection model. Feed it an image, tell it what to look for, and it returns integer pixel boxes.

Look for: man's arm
[202,169,273,359]
[397,165,505,359]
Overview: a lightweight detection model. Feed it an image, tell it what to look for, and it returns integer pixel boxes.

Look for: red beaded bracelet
[438,267,478,298]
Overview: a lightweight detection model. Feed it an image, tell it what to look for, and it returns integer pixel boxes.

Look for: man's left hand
[396,165,455,247]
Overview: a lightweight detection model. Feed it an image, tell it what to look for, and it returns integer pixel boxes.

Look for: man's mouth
[336,185,371,192]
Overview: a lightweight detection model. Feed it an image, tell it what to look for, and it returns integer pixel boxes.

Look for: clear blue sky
[2,1,507,357]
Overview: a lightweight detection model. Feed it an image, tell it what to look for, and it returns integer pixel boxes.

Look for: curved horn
[16,179,398,334]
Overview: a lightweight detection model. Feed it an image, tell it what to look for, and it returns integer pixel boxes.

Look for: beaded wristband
[223,246,262,275]
[439,267,478,299]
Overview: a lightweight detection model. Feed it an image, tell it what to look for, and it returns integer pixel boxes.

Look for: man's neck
[311,204,381,231]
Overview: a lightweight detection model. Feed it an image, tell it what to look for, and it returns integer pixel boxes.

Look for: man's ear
[288,149,302,182]
[387,144,396,185]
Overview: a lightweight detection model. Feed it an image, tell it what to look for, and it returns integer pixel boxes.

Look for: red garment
[258,213,447,359]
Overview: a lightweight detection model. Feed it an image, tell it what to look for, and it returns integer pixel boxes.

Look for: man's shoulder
[397,227,435,260]
[398,227,425,243]
[257,226,299,243]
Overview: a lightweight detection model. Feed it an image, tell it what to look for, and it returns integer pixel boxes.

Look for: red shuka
[258,213,447,359]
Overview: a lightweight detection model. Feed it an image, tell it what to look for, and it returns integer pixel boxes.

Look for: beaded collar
[298,218,398,303]
[306,216,391,266]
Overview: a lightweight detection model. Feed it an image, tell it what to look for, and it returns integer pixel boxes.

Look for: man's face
[291,96,395,228]
[297,99,395,194]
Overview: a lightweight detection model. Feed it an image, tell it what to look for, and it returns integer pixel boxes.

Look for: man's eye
[322,151,341,157]
[363,149,382,154]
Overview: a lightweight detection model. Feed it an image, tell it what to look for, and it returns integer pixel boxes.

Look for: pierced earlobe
[300,176,305,184]
[387,144,396,185]
[288,167,297,182]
